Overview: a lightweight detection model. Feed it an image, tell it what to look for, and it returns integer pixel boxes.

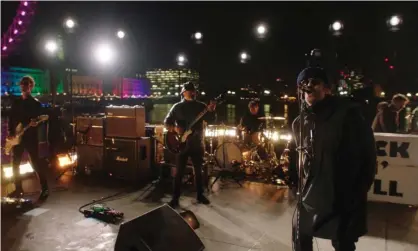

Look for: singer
[291,67,377,251]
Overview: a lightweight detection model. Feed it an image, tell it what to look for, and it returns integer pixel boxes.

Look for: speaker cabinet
[114,204,204,251]
[76,145,104,172]
[104,137,151,182]
[76,116,105,146]
[105,106,145,138]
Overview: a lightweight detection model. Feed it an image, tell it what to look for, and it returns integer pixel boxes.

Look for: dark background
[2,1,418,94]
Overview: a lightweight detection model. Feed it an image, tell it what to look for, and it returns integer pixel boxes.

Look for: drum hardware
[208,124,244,189]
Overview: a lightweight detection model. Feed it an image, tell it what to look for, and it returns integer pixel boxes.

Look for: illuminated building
[146,68,199,97]
[1,67,51,95]
[72,75,103,96]
[112,77,151,97]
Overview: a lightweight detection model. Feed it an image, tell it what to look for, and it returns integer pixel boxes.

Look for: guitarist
[7,76,49,200]
[164,82,216,208]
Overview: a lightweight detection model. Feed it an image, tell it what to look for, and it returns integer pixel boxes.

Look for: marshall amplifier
[104,137,151,182]
[105,106,146,138]
[76,115,105,146]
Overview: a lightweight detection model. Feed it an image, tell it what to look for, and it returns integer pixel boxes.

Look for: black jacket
[292,95,376,239]
[8,95,43,142]
[164,99,216,140]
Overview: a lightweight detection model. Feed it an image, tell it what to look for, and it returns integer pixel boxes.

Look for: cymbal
[258,116,285,120]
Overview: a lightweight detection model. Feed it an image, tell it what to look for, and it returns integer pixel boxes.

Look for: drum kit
[203,116,291,185]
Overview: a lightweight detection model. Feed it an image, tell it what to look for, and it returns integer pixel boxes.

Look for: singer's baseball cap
[296,67,329,87]
[180,81,197,94]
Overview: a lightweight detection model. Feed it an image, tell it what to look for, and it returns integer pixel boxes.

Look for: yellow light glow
[57,153,77,168]
[263,130,279,141]
[2,162,34,179]
[280,134,292,141]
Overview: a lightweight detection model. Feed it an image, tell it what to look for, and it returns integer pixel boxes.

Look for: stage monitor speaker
[114,204,204,251]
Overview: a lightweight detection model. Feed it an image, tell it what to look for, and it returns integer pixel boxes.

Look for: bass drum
[214,142,243,170]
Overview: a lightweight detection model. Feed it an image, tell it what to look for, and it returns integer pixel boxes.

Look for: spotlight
[45,40,58,53]
[332,21,342,31]
[389,15,401,27]
[13,29,18,34]
[18,20,23,25]
[94,43,115,64]
[194,32,202,40]
[177,54,187,66]
[2,46,7,51]
[65,18,75,29]
[117,30,125,39]
[8,38,13,43]
[239,51,250,63]
[23,1,28,6]
[21,11,26,16]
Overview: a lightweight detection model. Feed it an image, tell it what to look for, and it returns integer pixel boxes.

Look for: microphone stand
[293,88,305,251]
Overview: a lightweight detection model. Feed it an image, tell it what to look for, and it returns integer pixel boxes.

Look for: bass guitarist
[164,82,216,208]
[7,76,49,200]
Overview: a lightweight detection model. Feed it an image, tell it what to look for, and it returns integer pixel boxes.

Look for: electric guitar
[4,115,49,155]
[164,94,225,154]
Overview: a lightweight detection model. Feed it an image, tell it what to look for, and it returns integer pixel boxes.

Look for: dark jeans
[172,142,205,201]
[12,140,48,192]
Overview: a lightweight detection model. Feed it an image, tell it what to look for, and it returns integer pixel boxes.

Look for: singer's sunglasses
[299,78,323,87]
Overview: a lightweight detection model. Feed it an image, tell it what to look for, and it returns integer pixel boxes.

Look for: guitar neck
[187,108,209,131]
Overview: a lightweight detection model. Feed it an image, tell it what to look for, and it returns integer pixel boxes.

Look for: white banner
[368,133,418,205]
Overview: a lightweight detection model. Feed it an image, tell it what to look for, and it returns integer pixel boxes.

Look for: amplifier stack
[104,105,151,182]
[74,105,152,183]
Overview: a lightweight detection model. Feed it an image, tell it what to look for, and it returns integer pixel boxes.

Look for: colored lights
[8,38,13,43]
[21,11,26,16]
[23,1,28,6]
[389,65,394,69]
[18,20,23,25]
[2,46,7,51]
[13,29,18,34]
[384,58,389,62]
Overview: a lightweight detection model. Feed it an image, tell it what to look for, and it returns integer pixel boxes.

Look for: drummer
[238,100,265,145]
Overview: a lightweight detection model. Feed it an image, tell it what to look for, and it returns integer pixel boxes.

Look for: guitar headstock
[212,93,227,105]
[38,115,49,122]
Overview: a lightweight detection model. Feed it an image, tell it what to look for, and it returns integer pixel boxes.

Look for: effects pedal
[82,204,124,224]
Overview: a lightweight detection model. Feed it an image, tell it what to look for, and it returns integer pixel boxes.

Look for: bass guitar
[164,94,225,154]
[4,115,49,155]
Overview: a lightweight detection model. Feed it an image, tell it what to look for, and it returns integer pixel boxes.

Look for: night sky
[2,1,418,94]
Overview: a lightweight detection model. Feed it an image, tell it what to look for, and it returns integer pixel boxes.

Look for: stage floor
[2,171,418,251]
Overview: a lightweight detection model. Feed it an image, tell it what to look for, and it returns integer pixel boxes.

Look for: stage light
[240,52,248,60]
[23,1,28,6]
[177,54,187,66]
[264,90,271,95]
[240,51,250,63]
[45,40,58,53]
[201,91,206,95]
[407,93,412,97]
[57,153,77,168]
[2,162,34,179]
[384,58,389,62]
[280,134,292,141]
[94,43,115,64]
[18,20,23,25]
[332,21,342,31]
[65,18,75,29]
[389,65,394,69]
[8,38,13,43]
[13,29,18,34]
[194,32,202,40]
[380,92,386,97]
[117,30,125,39]
[21,11,26,16]
[389,15,401,27]
[257,25,266,35]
